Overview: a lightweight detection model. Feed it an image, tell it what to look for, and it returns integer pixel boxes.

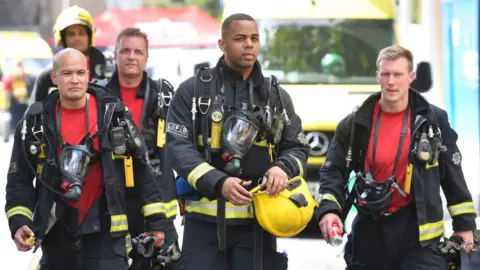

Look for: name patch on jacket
[166,123,189,138]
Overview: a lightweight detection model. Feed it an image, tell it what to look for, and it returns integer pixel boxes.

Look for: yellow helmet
[250,176,319,238]
[53,5,95,47]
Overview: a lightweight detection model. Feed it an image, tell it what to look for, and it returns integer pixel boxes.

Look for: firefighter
[166,13,310,270]
[316,45,477,270]
[5,48,166,270]
[94,27,180,269]
[30,5,107,103]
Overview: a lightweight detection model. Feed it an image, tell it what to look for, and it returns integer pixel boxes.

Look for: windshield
[258,19,395,85]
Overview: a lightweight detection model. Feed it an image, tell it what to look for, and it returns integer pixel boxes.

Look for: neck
[119,73,143,88]
[379,95,409,113]
[225,58,254,81]
[60,94,87,109]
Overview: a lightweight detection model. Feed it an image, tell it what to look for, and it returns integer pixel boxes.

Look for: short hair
[52,48,86,73]
[376,45,414,71]
[221,13,256,38]
[115,27,149,55]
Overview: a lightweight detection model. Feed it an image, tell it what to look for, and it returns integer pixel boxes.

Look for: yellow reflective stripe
[322,193,341,209]
[197,135,273,148]
[126,234,132,256]
[185,198,254,219]
[419,220,444,242]
[165,200,178,218]
[426,161,439,169]
[142,202,165,217]
[187,163,215,189]
[253,140,269,147]
[112,154,126,160]
[448,202,476,217]
[7,206,33,221]
[289,154,304,178]
[111,214,128,232]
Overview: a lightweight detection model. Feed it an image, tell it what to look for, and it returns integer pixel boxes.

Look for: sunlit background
[0,0,478,269]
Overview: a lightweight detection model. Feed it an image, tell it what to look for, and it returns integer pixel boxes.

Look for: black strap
[56,95,90,146]
[216,198,227,251]
[253,216,264,270]
[138,79,150,131]
[370,106,409,176]
[198,69,215,162]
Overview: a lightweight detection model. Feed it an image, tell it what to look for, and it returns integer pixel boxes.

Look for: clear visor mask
[224,117,259,155]
[59,145,92,177]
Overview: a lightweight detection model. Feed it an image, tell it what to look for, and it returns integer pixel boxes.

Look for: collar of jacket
[214,55,269,101]
[354,88,435,128]
[87,46,106,67]
[106,70,150,99]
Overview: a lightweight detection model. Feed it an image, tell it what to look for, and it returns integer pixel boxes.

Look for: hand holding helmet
[261,166,289,196]
[221,177,252,206]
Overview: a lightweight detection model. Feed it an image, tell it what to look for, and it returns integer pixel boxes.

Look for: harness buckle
[161,91,172,107]
[198,97,211,115]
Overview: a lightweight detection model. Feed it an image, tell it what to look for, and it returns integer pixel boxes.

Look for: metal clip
[191,97,197,121]
[161,91,172,107]
[198,97,211,115]
[282,108,291,125]
[200,74,213,83]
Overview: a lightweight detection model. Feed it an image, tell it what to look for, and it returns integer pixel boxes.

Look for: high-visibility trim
[197,135,274,148]
[426,161,439,169]
[187,162,215,189]
[321,193,341,209]
[448,202,476,217]
[165,199,178,218]
[126,234,132,256]
[142,202,165,217]
[289,154,304,178]
[7,206,33,221]
[419,220,444,242]
[185,198,254,219]
[112,154,126,160]
[111,214,128,232]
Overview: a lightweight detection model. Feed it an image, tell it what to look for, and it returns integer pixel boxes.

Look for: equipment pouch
[176,176,201,200]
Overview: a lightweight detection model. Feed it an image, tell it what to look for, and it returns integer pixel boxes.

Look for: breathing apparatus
[20,99,97,202]
[55,96,99,202]
[412,116,447,165]
[220,80,270,177]
[354,107,409,215]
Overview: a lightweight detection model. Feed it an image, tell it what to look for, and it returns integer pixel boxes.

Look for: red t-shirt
[364,101,413,210]
[120,85,144,126]
[57,94,104,224]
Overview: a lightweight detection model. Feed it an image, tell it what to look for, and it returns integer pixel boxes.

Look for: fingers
[265,174,275,195]
[319,219,329,243]
[23,226,34,237]
[273,176,289,196]
[319,214,343,244]
[231,188,252,206]
[240,180,252,188]
[14,233,33,251]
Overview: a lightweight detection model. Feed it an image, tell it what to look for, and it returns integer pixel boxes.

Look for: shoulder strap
[92,78,109,87]
[197,68,217,162]
[266,75,291,126]
[196,68,215,114]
